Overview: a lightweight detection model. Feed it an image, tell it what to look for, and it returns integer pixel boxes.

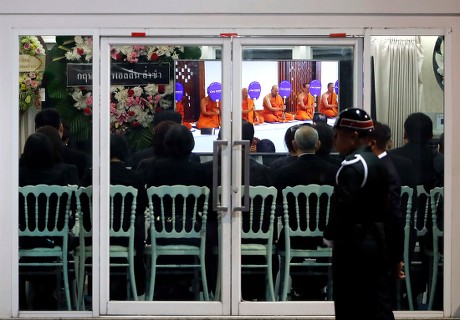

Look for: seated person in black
[35,108,89,181]
[273,125,339,300]
[19,132,79,310]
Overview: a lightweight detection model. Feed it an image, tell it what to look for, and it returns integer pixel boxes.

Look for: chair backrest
[414,185,431,236]
[75,186,93,241]
[147,185,210,242]
[430,186,444,237]
[281,184,334,238]
[241,186,277,242]
[19,184,74,239]
[400,185,414,260]
[110,185,138,241]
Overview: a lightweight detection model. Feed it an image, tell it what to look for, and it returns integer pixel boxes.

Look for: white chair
[428,186,444,310]
[145,185,210,301]
[240,186,277,301]
[74,185,139,308]
[278,184,334,301]
[19,184,75,310]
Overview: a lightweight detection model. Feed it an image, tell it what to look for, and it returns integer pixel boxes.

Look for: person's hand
[394,261,405,280]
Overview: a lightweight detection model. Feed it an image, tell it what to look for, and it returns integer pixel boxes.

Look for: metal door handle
[233,140,250,212]
[213,140,228,212]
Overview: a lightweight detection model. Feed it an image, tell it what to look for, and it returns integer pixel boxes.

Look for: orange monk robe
[175,101,192,129]
[196,98,220,129]
[242,97,264,125]
[319,91,338,118]
[295,93,315,120]
[262,94,294,123]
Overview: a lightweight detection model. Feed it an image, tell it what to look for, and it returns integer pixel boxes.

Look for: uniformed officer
[323,108,401,320]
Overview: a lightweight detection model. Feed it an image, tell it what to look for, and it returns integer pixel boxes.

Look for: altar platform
[191,119,336,154]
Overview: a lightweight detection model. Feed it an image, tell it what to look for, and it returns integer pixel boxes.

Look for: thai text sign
[19,55,45,72]
[67,63,170,87]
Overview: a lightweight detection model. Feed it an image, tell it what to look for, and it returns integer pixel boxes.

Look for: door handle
[213,140,228,212]
[233,140,250,212]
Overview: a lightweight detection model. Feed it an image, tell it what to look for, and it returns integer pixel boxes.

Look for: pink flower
[24,78,32,85]
[131,121,139,128]
[127,89,134,97]
[23,42,31,50]
[83,107,92,115]
[128,52,138,63]
[128,110,135,117]
[30,80,38,88]
[77,48,84,55]
[29,72,36,79]
[85,96,93,106]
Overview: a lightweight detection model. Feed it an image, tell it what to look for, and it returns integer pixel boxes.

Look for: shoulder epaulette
[336,154,368,188]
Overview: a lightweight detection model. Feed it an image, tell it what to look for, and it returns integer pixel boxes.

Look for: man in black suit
[274,125,339,300]
[131,110,200,169]
[388,112,436,308]
[35,108,89,180]
[389,112,435,190]
[369,122,406,308]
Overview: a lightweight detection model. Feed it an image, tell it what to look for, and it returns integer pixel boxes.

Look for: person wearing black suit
[389,112,436,307]
[389,112,435,190]
[19,132,80,310]
[369,122,406,308]
[269,124,302,179]
[34,108,89,180]
[131,110,200,169]
[144,125,208,300]
[108,134,147,300]
[274,125,339,300]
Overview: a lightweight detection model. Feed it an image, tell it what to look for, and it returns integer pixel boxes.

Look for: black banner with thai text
[67,63,170,87]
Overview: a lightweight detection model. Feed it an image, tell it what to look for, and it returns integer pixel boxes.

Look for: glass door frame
[100,36,231,316]
[231,36,362,316]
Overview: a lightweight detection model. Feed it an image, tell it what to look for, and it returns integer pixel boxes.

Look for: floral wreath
[65,37,182,134]
[19,36,45,112]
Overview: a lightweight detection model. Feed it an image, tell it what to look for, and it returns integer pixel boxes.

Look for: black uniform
[324,146,398,320]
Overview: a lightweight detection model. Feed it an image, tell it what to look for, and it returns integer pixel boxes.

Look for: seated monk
[319,82,338,118]
[175,98,192,129]
[242,88,264,125]
[196,94,220,129]
[262,85,294,122]
[295,83,316,121]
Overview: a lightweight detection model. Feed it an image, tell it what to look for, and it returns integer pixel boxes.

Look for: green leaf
[126,127,153,152]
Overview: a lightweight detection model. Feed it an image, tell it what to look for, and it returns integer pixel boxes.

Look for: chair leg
[405,264,414,310]
[147,256,157,301]
[128,256,138,301]
[428,254,438,310]
[200,258,209,301]
[63,257,72,310]
[267,255,275,301]
[280,256,290,301]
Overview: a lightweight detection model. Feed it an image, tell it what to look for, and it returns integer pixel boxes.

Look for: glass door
[100,36,231,316]
[99,35,363,317]
[231,36,362,316]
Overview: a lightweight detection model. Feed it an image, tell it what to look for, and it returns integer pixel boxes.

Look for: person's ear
[314,140,321,151]
[292,140,298,152]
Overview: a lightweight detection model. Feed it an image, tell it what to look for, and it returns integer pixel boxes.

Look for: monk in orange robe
[319,82,338,118]
[175,99,192,129]
[242,88,264,125]
[196,95,220,129]
[295,83,316,120]
[262,85,294,122]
